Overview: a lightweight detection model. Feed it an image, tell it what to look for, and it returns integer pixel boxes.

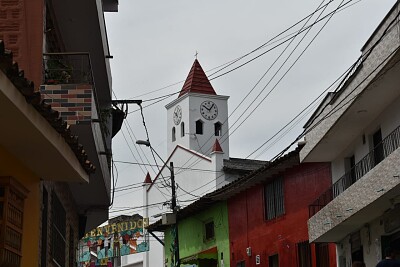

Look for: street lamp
[136,140,180,267]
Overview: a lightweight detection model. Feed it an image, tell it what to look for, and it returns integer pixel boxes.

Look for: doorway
[381,230,400,260]
[373,129,384,166]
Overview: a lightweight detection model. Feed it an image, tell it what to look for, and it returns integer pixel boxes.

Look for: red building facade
[228,162,336,267]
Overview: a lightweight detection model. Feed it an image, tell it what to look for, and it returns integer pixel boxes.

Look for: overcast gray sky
[104,0,396,217]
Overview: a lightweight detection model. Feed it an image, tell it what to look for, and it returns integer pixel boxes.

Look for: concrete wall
[336,217,386,267]
[300,4,400,162]
[308,147,400,243]
[331,94,400,183]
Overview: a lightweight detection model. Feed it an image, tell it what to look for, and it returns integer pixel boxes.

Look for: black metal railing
[42,52,93,85]
[309,124,400,218]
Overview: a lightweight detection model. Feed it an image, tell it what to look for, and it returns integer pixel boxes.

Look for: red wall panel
[228,162,336,267]
[0,0,43,88]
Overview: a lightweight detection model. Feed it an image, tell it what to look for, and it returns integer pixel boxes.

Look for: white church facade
[141,59,266,267]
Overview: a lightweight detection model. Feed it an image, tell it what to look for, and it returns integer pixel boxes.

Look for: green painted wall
[164,200,230,267]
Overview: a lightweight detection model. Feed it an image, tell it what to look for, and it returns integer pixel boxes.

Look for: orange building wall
[0,144,41,267]
[0,0,44,88]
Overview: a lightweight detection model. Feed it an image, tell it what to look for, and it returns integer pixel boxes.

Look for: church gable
[146,144,212,192]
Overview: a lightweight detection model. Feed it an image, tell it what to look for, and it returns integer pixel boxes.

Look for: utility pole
[170,162,180,267]
[136,140,181,266]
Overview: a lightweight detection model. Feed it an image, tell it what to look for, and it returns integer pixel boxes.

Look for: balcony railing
[42,52,93,85]
[309,124,400,218]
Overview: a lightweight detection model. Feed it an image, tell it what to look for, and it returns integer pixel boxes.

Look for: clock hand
[205,104,213,111]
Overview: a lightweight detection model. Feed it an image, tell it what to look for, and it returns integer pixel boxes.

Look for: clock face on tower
[200,100,218,120]
[173,105,182,125]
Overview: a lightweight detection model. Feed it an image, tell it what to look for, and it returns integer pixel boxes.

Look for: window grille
[264,177,285,220]
[52,192,66,267]
[0,177,28,267]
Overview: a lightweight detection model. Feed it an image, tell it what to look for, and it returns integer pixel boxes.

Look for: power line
[175,0,348,175]
[127,58,241,100]
[137,103,172,188]
[120,129,147,175]
[169,11,400,199]
[125,0,360,115]
[113,2,400,216]
[246,57,360,159]
[219,0,345,152]
[220,0,333,146]
[122,123,151,174]
[109,197,200,214]
[113,0,388,214]
[113,160,224,173]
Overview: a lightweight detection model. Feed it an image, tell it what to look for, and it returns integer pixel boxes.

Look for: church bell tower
[165,59,230,158]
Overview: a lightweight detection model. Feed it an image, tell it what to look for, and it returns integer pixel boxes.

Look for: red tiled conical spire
[178,59,217,97]
[143,172,152,184]
[212,139,223,153]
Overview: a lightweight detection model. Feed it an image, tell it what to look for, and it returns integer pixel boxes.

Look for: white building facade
[301,3,400,267]
[143,59,231,267]
[140,59,268,267]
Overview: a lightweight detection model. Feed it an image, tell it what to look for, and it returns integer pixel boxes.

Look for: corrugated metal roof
[223,157,268,173]
[148,146,302,232]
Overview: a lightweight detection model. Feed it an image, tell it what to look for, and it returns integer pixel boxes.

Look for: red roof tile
[143,172,152,184]
[212,139,223,153]
[178,59,216,97]
[0,40,95,174]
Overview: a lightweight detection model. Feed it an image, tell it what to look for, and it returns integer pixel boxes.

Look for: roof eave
[0,70,89,182]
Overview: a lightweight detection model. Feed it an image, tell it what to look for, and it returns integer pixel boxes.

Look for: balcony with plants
[41,52,116,231]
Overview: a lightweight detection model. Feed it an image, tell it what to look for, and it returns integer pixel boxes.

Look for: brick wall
[40,84,93,125]
[0,0,43,87]
[0,0,23,57]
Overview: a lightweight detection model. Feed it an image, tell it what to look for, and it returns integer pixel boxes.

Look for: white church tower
[143,60,231,267]
[141,60,267,267]
[165,59,230,158]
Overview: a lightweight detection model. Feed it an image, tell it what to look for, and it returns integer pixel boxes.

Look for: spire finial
[194,50,198,59]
